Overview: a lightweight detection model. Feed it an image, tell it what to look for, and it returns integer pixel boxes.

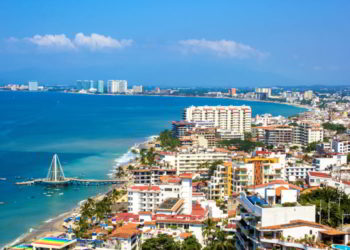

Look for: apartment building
[236,190,330,250]
[285,164,315,181]
[233,154,285,192]
[312,154,347,171]
[131,167,177,185]
[252,125,293,145]
[161,148,231,174]
[127,173,193,214]
[293,121,324,146]
[332,138,350,154]
[208,162,233,200]
[107,80,128,93]
[183,105,251,134]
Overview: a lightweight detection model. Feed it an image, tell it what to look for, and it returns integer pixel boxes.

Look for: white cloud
[23,33,132,51]
[74,33,132,50]
[27,34,75,49]
[179,39,266,59]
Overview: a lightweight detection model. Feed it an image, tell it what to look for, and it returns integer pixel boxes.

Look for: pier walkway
[15,154,127,186]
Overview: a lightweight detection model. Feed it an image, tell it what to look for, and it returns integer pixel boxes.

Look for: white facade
[183,105,251,134]
[285,164,315,180]
[312,154,347,171]
[293,122,324,146]
[107,80,128,93]
[132,85,143,93]
[28,81,38,91]
[332,139,350,154]
[162,149,230,174]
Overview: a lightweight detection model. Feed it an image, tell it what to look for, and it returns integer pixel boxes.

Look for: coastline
[0,93,308,249]
[2,135,156,249]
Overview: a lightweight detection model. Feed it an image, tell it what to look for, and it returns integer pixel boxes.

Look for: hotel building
[183,105,251,135]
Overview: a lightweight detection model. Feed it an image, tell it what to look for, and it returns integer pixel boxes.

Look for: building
[183,105,251,134]
[28,81,38,91]
[312,154,347,171]
[208,162,233,200]
[127,173,193,214]
[31,237,77,250]
[229,88,236,96]
[161,148,231,174]
[304,90,313,100]
[235,190,334,250]
[253,125,293,145]
[172,121,195,138]
[332,138,350,154]
[97,80,104,93]
[255,88,271,100]
[293,122,324,146]
[132,85,143,94]
[108,80,128,93]
[131,167,177,185]
[285,164,315,181]
[109,223,142,250]
[307,171,332,187]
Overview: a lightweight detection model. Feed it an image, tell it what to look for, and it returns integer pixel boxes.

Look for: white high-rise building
[107,80,128,93]
[132,85,143,93]
[183,105,252,134]
[28,81,38,91]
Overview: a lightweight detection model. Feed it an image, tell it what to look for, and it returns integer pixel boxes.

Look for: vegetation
[159,129,180,150]
[218,139,264,152]
[299,187,350,227]
[202,219,235,250]
[140,147,157,166]
[322,122,346,134]
[197,160,224,178]
[141,234,202,250]
[303,141,318,153]
[348,153,350,163]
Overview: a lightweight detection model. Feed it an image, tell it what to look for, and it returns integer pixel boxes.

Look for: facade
[161,148,231,174]
[253,125,293,145]
[97,80,104,93]
[208,162,233,200]
[127,174,193,214]
[131,167,176,185]
[236,191,319,250]
[285,164,315,181]
[303,90,313,100]
[107,80,128,93]
[332,139,350,154]
[312,154,347,171]
[183,105,251,134]
[172,121,195,138]
[293,122,324,146]
[132,85,143,93]
[28,81,38,91]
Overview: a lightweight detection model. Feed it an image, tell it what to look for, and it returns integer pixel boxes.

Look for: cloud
[27,34,75,49]
[74,33,133,50]
[178,39,266,59]
[20,33,132,51]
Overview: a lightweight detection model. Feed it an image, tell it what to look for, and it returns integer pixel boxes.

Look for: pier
[15,154,127,186]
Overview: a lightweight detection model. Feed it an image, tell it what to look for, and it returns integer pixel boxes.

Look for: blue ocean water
[0,91,306,247]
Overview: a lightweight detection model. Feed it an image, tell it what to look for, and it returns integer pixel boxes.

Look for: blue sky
[0,0,349,87]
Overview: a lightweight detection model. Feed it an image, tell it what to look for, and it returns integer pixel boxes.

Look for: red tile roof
[179,173,193,179]
[245,180,303,191]
[131,186,160,191]
[308,172,332,179]
[113,213,139,223]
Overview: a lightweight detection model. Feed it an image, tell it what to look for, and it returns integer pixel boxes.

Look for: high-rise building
[82,80,90,90]
[97,80,104,93]
[107,80,128,93]
[292,121,324,146]
[28,81,38,91]
[183,105,251,134]
[230,88,236,96]
[76,80,83,90]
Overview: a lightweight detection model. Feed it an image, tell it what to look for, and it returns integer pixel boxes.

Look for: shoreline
[1,94,307,249]
[2,135,156,250]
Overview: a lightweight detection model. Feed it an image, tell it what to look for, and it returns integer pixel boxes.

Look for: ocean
[0,91,306,247]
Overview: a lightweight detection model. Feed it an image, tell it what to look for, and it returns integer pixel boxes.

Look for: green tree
[140,147,157,166]
[218,139,264,152]
[141,234,179,250]
[322,122,346,134]
[159,130,181,150]
[181,236,202,250]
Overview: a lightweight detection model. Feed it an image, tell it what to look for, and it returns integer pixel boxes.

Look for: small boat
[0,178,6,181]
[0,202,5,205]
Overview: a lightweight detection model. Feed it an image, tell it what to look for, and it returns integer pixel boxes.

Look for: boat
[0,202,5,205]
[0,178,6,181]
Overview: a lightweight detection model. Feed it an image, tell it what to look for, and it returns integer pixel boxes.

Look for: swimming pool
[332,244,350,250]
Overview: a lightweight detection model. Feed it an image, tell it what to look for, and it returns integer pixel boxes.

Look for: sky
[0,0,349,87]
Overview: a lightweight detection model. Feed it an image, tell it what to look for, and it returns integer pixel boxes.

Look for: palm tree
[203,218,218,245]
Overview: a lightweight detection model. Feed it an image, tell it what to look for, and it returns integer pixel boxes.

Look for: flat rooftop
[159,198,181,210]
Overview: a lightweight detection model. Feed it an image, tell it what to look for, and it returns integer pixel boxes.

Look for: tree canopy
[218,139,264,152]
[322,122,346,134]
[159,130,180,150]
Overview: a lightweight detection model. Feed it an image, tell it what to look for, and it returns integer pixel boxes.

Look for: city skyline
[0,1,349,87]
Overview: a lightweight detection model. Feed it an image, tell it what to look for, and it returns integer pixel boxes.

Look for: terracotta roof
[191,202,207,217]
[113,213,139,223]
[179,173,193,179]
[245,180,303,191]
[131,186,160,191]
[228,209,236,218]
[319,230,347,236]
[110,225,141,239]
[139,211,152,215]
[260,220,332,231]
[179,232,192,239]
[276,186,288,196]
[308,172,332,179]
[225,223,237,229]
[144,221,156,226]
